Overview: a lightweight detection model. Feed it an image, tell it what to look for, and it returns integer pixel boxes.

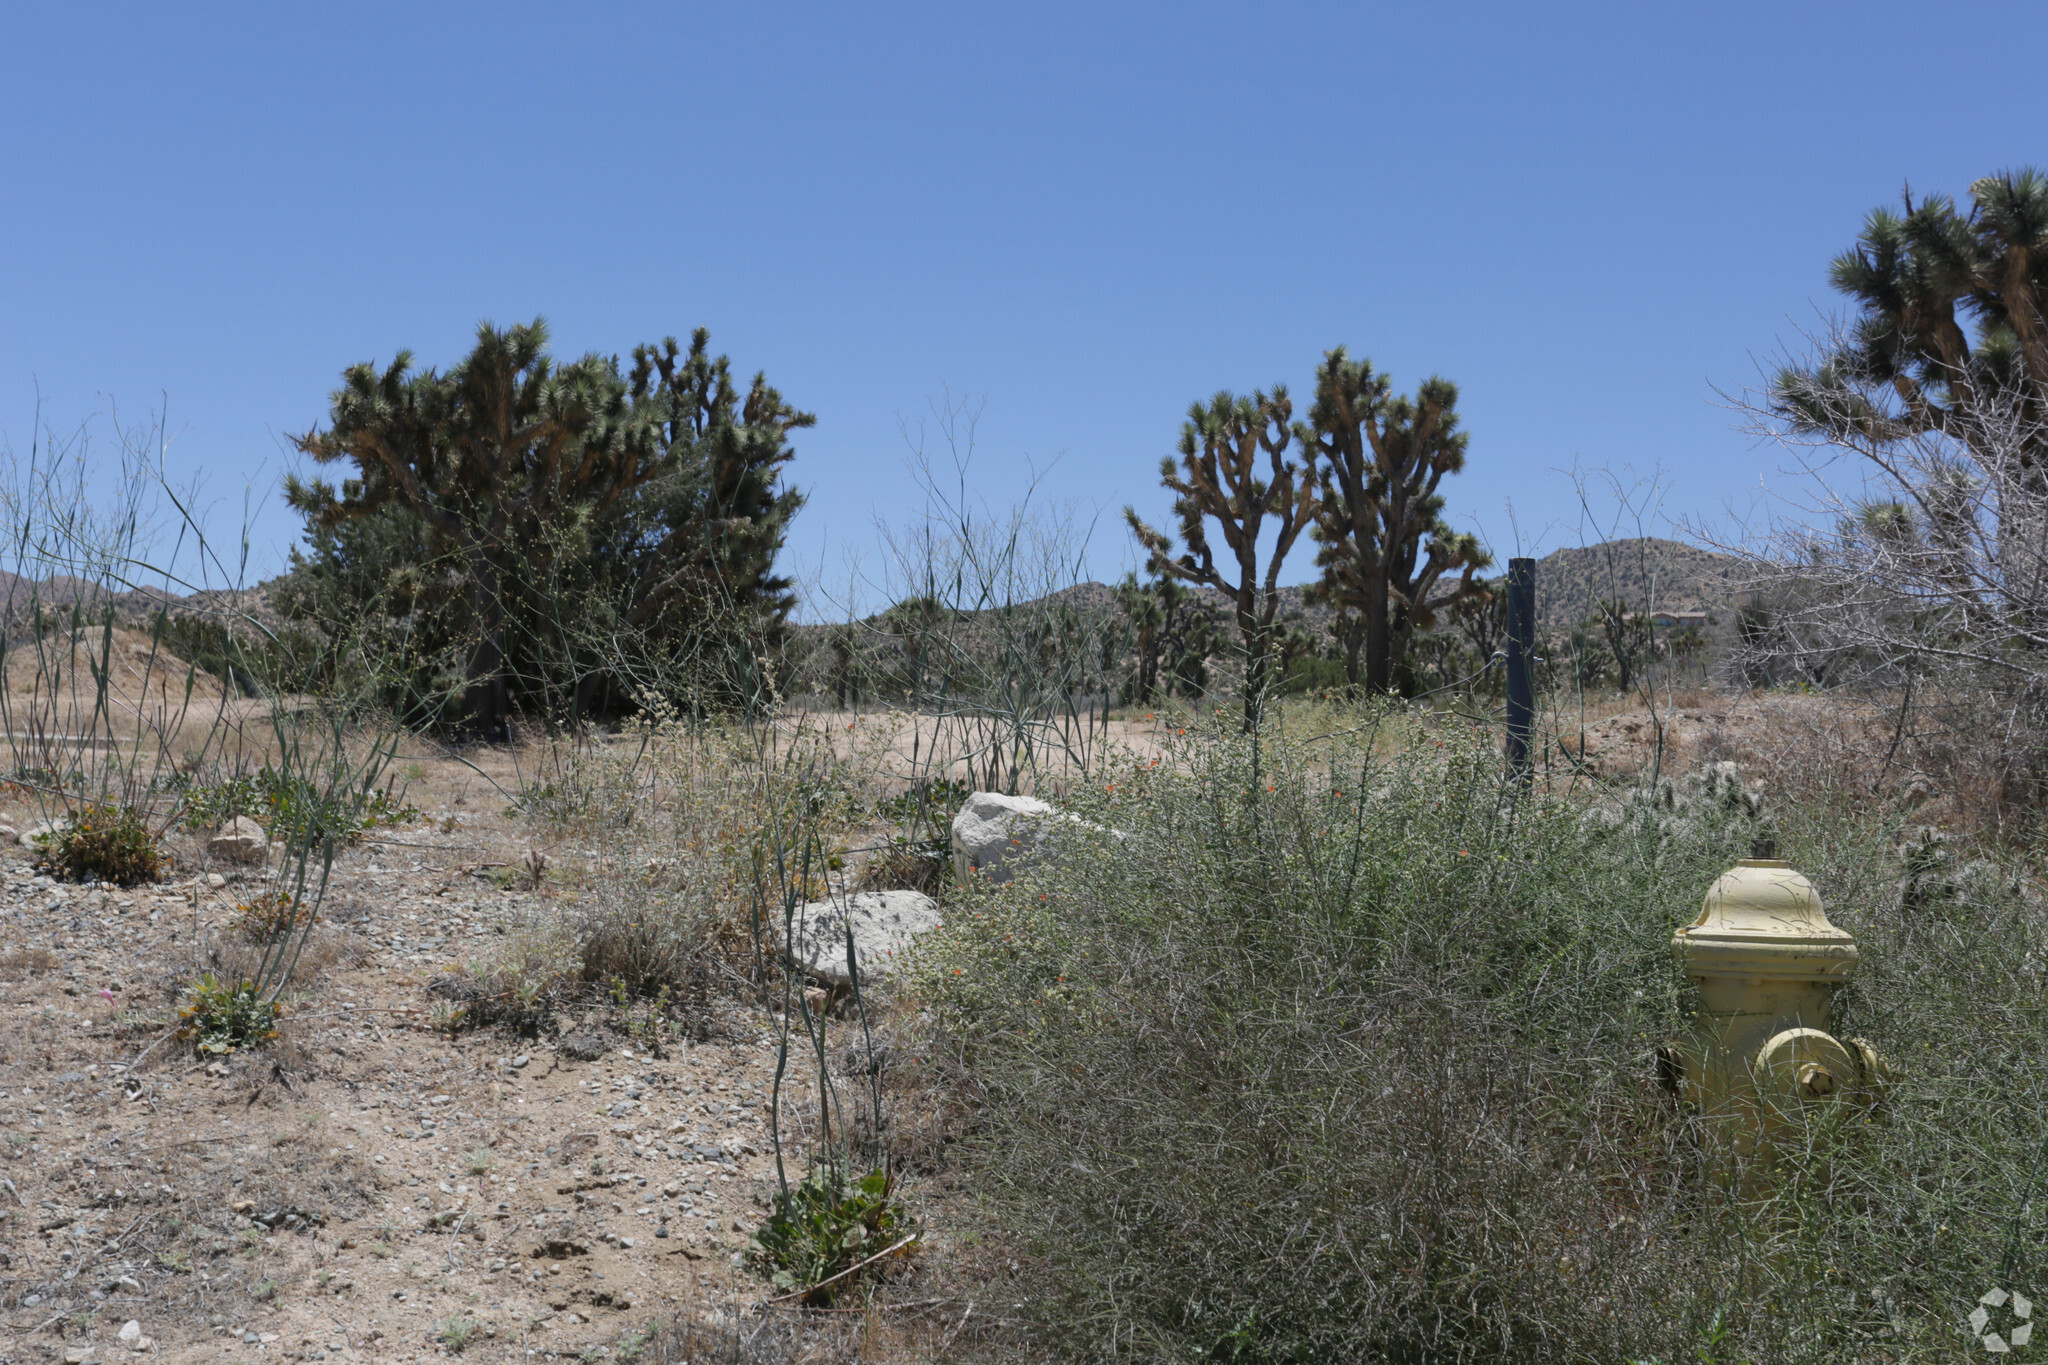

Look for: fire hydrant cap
[1672,858,1858,983]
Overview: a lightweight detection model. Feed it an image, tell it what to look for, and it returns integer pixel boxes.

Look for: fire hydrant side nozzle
[1667,858,1884,1145]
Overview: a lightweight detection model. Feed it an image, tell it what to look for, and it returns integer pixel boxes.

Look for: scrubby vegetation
[14,167,2048,1363]
[906,724,2048,1360]
[32,801,163,884]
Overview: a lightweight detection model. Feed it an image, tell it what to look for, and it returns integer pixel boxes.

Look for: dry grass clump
[909,721,2048,1362]
[471,716,871,1034]
[0,945,61,979]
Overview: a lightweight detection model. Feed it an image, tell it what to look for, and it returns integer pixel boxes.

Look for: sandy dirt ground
[0,759,830,1365]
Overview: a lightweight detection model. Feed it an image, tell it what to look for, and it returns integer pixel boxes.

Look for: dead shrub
[0,946,60,979]
[854,838,950,898]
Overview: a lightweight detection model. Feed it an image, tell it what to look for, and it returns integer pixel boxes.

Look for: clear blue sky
[3,2,2040,612]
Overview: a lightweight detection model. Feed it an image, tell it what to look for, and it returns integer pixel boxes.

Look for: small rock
[0,822,17,842]
[607,1101,634,1118]
[62,1348,97,1365]
[115,1275,141,1293]
[511,1054,530,1069]
[783,890,941,986]
[208,816,269,865]
[560,1032,606,1062]
[654,1226,669,1238]
[21,821,59,850]
[117,1321,141,1347]
[205,873,226,890]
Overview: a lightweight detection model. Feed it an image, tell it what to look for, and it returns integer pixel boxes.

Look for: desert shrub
[918,723,2048,1362]
[227,890,317,941]
[853,835,950,896]
[176,973,282,1054]
[33,803,163,884]
[477,716,863,1029]
[746,1166,915,1305]
[170,764,419,841]
[0,946,60,979]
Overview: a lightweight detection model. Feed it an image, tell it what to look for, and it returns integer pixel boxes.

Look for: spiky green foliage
[1776,169,2048,458]
[286,320,811,732]
[1114,571,1220,704]
[1302,347,1491,694]
[1126,387,1316,729]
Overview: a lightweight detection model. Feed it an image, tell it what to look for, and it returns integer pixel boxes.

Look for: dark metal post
[1505,556,1535,781]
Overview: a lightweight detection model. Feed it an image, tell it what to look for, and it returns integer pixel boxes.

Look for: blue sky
[2,1,2041,613]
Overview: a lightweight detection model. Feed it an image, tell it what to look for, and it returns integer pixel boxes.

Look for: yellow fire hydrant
[1667,857,1886,1150]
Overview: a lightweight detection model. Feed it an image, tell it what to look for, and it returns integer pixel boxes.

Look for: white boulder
[952,790,1098,883]
[783,890,941,986]
[208,815,269,865]
[19,820,58,849]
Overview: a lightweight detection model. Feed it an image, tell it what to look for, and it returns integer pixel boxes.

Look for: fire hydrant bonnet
[1673,859,1858,983]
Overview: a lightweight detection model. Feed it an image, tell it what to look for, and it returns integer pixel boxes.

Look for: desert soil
[0,773,805,1365]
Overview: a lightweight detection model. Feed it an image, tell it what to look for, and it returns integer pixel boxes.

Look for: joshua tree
[1776,169,2048,471]
[288,319,810,734]
[1731,169,2048,815]
[1126,387,1316,729]
[1302,347,1490,693]
[1117,571,1222,704]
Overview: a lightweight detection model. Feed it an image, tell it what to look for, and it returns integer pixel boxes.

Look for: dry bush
[910,722,2048,1362]
[478,714,867,1035]
[852,840,949,898]
[0,945,61,979]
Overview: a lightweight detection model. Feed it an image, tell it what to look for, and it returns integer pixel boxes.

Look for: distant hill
[885,540,1745,637]
[1525,538,1744,632]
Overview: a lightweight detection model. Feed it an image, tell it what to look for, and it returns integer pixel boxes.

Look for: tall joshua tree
[1126,387,1316,729]
[1303,347,1490,693]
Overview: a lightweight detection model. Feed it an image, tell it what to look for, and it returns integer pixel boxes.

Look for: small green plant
[33,803,162,885]
[746,1166,915,1305]
[436,1316,476,1353]
[465,1148,492,1176]
[171,765,420,841]
[174,973,281,1054]
[874,776,972,825]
